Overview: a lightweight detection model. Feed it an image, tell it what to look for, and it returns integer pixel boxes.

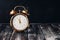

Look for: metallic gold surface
[10,10,17,15]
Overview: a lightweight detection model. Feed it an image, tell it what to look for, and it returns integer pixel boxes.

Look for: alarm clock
[10,6,29,32]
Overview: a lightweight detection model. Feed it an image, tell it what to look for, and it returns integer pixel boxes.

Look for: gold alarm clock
[10,6,29,32]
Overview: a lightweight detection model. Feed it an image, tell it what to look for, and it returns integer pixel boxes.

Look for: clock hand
[19,19,21,23]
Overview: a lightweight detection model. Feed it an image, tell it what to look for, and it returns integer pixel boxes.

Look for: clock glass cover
[11,14,29,31]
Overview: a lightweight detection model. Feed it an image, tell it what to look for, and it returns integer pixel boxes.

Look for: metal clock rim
[10,13,29,32]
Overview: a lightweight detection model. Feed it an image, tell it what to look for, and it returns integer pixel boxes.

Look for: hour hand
[19,19,21,23]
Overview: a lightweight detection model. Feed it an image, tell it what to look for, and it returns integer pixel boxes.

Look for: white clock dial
[12,14,29,31]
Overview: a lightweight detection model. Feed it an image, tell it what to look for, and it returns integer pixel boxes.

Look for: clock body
[10,13,29,31]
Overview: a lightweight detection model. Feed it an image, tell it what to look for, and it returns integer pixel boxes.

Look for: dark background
[0,0,60,23]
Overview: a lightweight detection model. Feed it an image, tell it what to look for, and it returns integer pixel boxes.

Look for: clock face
[10,14,29,31]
